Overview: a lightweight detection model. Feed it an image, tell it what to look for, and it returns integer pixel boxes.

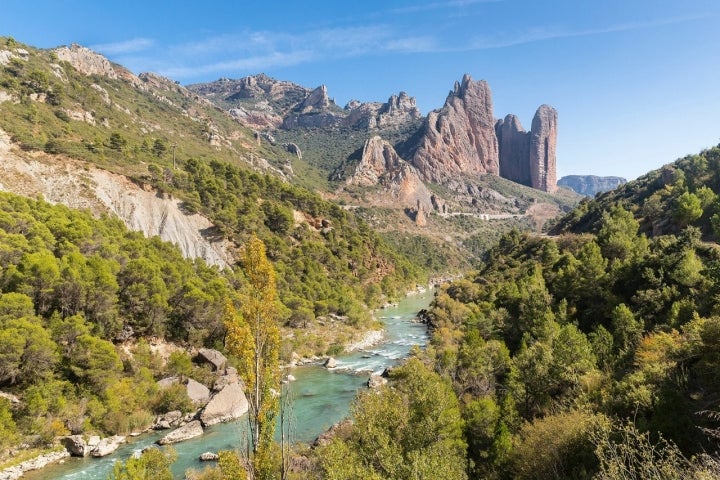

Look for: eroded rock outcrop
[53,44,118,79]
[347,136,433,210]
[412,74,499,182]
[529,105,558,192]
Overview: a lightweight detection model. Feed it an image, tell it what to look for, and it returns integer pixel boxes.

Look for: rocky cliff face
[529,105,558,192]
[412,75,499,183]
[0,129,233,268]
[558,175,627,196]
[495,105,558,192]
[54,44,119,79]
[410,75,557,192]
[496,114,531,186]
[347,136,432,209]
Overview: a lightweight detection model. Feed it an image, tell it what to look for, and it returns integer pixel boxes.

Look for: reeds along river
[28,289,434,480]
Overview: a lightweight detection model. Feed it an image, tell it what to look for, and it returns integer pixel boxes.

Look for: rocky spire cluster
[413,74,557,192]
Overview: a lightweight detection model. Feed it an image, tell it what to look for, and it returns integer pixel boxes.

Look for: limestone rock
[157,420,203,445]
[0,450,70,480]
[197,348,227,371]
[529,105,558,192]
[346,136,434,210]
[557,175,627,196]
[324,357,337,369]
[186,378,211,405]
[375,92,422,128]
[91,435,126,457]
[200,452,219,461]
[412,74,499,183]
[300,85,331,112]
[200,382,249,427]
[53,44,118,79]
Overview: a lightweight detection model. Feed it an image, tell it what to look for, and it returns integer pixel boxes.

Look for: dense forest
[304,146,720,479]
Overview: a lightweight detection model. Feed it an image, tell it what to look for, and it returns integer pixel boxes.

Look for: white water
[29,290,433,479]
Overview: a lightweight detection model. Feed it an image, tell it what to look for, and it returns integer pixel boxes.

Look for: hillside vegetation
[302,145,720,479]
[0,192,234,451]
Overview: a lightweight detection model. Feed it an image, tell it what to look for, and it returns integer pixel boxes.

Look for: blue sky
[2,0,720,180]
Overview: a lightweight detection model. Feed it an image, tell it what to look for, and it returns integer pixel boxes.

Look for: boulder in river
[199,452,219,461]
[200,381,249,426]
[324,357,337,369]
[61,435,88,457]
[90,435,126,457]
[157,420,204,445]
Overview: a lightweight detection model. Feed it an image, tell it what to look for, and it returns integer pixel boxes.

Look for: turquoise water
[28,290,433,479]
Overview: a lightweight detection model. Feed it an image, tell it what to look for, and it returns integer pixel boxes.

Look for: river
[26,289,434,479]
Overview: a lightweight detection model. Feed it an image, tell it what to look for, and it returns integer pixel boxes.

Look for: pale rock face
[200,382,249,426]
[157,420,204,445]
[529,105,558,192]
[301,85,332,112]
[53,44,118,79]
[186,378,211,405]
[347,136,434,210]
[413,74,499,182]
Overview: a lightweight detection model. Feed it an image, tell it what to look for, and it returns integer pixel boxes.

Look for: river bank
[19,290,433,480]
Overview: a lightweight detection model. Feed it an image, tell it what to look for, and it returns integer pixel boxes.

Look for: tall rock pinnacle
[529,105,557,192]
[412,74,499,183]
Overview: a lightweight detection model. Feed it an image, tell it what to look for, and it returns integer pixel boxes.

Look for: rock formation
[199,382,249,426]
[558,175,627,196]
[347,136,433,210]
[53,44,118,79]
[412,74,499,183]
[157,420,204,445]
[495,105,558,192]
[496,115,531,186]
[300,85,331,112]
[529,105,558,192]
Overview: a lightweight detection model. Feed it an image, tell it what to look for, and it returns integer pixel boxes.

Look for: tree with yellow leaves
[225,235,281,479]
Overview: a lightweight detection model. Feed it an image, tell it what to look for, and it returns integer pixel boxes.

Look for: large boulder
[157,420,204,445]
[200,382,249,427]
[197,348,227,371]
[90,435,126,457]
[61,435,88,457]
[186,378,211,405]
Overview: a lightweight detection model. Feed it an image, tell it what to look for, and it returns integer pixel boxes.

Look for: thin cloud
[160,51,317,78]
[112,13,708,81]
[468,14,709,50]
[90,37,155,55]
[388,0,503,15]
